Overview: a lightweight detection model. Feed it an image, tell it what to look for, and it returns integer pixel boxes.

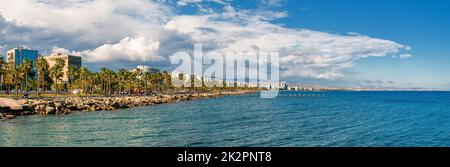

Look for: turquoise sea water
[1,91,450,147]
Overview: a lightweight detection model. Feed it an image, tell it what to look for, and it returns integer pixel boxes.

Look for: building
[279,81,288,90]
[6,47,39,66]
[45,53,82,82]
[131,65,160,74]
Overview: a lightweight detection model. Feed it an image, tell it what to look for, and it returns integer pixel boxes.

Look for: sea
[1,91,450,147]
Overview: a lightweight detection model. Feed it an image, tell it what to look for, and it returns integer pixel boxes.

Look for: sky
[0,0,449,89]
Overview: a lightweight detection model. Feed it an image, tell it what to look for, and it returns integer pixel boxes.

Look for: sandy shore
[0,90,257,120]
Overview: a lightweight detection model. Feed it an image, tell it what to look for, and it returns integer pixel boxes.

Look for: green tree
[19,59,34,91]
[178,73,185,89]
[128,72,137,94]
[4,65,20,94]
[142,72,152,93]
[0,56,6,91]
[117,69,130,95]
[37,57,50,95]
[49,58,65,94]
[79,67,92,94]
[100,67,115,95]
[162,71,173,90]
[67,65,80,90]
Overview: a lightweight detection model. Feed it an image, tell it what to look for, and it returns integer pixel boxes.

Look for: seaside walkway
[0,98,26,112]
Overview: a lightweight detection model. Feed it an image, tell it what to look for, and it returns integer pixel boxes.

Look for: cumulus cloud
[0,0,411,81]
[0,0,172,50]
[166,13,408,79]
[74,37,164,62]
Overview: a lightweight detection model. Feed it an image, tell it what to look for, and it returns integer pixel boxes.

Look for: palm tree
[100,67,115,95]
[201,76,206,91]
[190,74,195,91]
[4,65,21,94]
[128,72,137,95]
[153,72,163,92]
[0,56,6,91]
[178,73,185,89]
[90,72,101,94]
[79,67,91,94]
[3,64,12,93]
[49,58,65,94]
[67,65,80,90]
[117,69,130,95]
[162,71,172,91]
[37,57,50,95]
[142,72,151,93]
[19,59,34,91]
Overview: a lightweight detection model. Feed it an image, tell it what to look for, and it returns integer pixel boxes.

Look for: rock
[110,102,119,108]
[45,106,56,115]
[77,105,87,110]
[20,111,34,115]
[18,99,29,105]
[55,110,64,115]
[54,102,65,108]
[34,105,41,111]
[0,114,15,119]
[6,90,249,119]
[67,105,78,110]
[63,109,71,114]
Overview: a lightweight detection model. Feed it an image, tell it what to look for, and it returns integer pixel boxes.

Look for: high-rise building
[45,53,82,82]
[6,47,39,66]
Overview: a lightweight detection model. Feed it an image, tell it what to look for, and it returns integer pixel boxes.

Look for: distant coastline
[284,82,449,92]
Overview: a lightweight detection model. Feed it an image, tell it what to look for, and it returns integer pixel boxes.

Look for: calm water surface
[1,91,450,147]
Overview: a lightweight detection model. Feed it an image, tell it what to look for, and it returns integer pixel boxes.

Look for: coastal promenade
[0,90,256,120]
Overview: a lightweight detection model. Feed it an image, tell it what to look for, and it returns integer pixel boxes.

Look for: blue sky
[0,0,449,89]
[174,0,450,89]
[277,0,450,88]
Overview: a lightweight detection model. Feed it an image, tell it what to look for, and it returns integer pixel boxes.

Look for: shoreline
[0,90,257,120]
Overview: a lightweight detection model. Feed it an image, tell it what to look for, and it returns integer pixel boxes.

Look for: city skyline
[0,0,449,90]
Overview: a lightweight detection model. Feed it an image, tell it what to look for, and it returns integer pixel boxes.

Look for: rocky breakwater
[11,91,255,117]
[19,95,186,115]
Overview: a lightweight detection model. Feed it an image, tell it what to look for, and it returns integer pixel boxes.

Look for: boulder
[3,114,15,119]
[67,105,78,110]
[55,110,65,115]
[34,105,42,111]
[18,99,29,105]
[63,109,71,114]
[77,105,87,110]
[45,106,56,115]
[54,102,65,108]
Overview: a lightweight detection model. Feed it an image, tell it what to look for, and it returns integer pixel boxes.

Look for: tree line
[0,55,175,95]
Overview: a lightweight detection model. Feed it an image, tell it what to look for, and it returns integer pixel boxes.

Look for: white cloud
[50,47,71,55]
[399,54,413,59]
[176,0,228,6]
[260,0,284,7]
[61,37,164,63]
[0,0,411,81]
[166,14,408,79]
[0,0,172,50]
